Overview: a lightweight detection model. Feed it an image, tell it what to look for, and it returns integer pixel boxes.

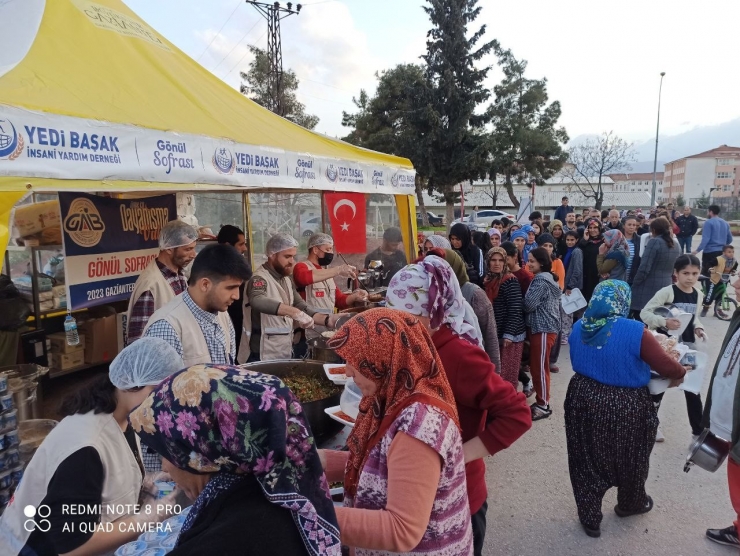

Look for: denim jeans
[677,236,693,254]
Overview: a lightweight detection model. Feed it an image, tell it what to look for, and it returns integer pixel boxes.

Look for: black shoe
[706,525,739,547]
[581,522,601,538]
[615,496,653,517]
[700,306,709,318]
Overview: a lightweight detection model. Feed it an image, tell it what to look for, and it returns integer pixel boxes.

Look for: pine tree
[414,0,497,224]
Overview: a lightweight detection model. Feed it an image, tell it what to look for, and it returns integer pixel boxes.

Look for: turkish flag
[325,193,367,253]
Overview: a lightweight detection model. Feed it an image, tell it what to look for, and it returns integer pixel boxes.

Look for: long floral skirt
[500,341,524,389]
[564,373,658,529]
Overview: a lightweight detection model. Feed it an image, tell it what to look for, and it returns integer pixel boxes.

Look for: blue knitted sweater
[569,318,650,388]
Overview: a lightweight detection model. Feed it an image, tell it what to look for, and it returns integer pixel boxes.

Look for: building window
[724,185,732,191]
[718,158,736,166]
[718,171,734,179]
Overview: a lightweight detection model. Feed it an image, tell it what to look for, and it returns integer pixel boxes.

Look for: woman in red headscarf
[321,308,474,555]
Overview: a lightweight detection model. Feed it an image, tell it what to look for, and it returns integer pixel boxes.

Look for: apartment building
[663,145,740,203]
[608,172,664,194]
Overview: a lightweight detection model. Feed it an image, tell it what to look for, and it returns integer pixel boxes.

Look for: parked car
[416,211,445,227]
[465,209,516,231]
[296,215,322,237]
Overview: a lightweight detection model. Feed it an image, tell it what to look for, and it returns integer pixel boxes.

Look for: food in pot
[282,374,342,403]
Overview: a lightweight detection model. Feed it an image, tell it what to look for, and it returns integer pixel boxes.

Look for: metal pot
[306,336,343,364]
[0,364,49,422]
[242,359,344,441]
[684,429,731,473]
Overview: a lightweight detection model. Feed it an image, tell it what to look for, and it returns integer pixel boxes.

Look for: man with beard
[563,212,579,233]
[144,243,251,366]
[126,220,198,344]
[244,233,343,362]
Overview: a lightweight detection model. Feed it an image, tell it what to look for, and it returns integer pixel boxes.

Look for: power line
[223,30,267,78]
[196,0,244,62]
[211,18,262,72]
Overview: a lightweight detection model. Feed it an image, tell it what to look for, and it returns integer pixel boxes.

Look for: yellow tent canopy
[0,0,417,264]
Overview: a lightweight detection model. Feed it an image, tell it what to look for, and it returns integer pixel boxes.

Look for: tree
[488,46,569,208]
[341,64,433,224]
[413,0,498,224]
[696,190,710,210]
[563,131,636,210]
[676,194,685,207]
[240,46,319,130]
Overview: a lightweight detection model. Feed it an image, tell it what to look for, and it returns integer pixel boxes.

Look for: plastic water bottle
[64,314,79,346]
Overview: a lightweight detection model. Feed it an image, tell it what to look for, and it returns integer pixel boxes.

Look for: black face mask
[318,252,334,266]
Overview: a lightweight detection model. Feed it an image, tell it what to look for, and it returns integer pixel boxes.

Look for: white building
[663,145,740,204]
[608,172,663,194]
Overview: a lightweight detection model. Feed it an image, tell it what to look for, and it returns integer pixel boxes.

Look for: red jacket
[433,325,532,513]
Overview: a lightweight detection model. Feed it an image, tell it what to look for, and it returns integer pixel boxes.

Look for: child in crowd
[641,254,707,442]
[702,244,738,318]
[538,234,565,373]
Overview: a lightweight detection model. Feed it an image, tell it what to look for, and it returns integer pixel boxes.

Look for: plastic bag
[680,350,709,395]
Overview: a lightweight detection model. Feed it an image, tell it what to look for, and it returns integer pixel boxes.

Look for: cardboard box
[116,312,128,353]
[13,200,61,237]
[48,332,86,354]
[78,315,118,364]
[51,348,85,371]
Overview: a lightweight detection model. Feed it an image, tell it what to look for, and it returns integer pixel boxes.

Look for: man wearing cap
[126,220,198,344]
[217,225,253,361]
[363,227,409,287]
[293,233,368,313]
[243,233,343,362]
[144,244,251,367]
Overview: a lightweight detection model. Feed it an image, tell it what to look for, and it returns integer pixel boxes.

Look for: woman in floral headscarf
[321,308,475,555]
[129,365,341,556]
[596,229,630,281]
[385,261,531,555]
[566,280,686,539]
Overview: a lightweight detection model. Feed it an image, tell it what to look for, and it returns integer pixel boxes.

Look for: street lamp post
[650,72,666,207]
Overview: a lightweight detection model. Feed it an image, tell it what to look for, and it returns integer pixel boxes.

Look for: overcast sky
[124,0,740,143]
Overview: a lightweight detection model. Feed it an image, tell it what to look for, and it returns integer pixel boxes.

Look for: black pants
[651,391,704,436]
[702,251,723,278]
[471,500,488,556]
[518,369,531,387]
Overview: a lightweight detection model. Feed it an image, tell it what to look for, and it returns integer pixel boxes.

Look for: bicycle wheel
[716,297,737,321]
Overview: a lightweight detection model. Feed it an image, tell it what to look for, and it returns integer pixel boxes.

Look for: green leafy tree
[488,46,569,208]
[676,194,685,207]
[696,190,710,210]
[240,46,319,130]
[341,64,433,223]
[413,0,498,224]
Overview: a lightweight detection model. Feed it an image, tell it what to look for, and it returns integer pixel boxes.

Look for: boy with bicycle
[702,245,738,318]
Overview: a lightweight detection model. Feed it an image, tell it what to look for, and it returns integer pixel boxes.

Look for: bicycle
[699,273,738,321]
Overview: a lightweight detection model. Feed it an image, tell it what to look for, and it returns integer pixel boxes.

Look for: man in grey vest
[243,233,343,362]
[126,220,198,344]
[144,244,251,367]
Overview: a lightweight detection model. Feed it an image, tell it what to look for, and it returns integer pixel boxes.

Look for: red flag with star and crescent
[325,193,367,253]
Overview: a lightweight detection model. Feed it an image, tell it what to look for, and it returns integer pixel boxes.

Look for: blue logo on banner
[0,120,23,160]
[213,147,235,174]
[326,164,338,183]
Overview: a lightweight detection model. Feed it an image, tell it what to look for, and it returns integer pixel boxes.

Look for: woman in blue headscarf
[565,280,687,539]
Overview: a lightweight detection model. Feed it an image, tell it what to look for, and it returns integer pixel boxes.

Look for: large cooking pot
[684,429,731,473]
[242,359,344,441]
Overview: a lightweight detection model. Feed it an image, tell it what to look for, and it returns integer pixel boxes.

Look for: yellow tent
[0,0,417,264]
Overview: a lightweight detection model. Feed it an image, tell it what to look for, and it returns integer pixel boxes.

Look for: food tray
[323,364,348,385]
[324,405,355,427]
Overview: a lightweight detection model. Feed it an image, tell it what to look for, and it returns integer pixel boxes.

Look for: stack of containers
[0,372,21,516]
[114,507,191,556]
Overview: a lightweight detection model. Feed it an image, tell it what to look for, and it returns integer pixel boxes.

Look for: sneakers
[531,404,552,421]
[700,306,709,318]
[706,525,740,547]
[561,337,569,346]
[550,365,560,373]
[523,383,535,398]
[655,427,665,443]
[615,496,653,518]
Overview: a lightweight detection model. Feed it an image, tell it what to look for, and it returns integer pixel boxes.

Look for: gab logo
[0,119,24,161]
[63,197,106,248]
[24,504,52,533]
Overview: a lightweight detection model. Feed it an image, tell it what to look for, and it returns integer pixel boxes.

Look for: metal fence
[691,197,740,221]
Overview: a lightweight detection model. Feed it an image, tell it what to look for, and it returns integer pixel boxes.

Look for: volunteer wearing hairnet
[242,233,344,362]
[293,233,368,313]
[126,220,199,344]
[0,338,184,556]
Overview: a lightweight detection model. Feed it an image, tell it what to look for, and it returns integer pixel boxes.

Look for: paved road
[483,301,737,555]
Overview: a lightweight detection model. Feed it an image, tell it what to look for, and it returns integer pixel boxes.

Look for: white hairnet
[266,233,298,256]
[109,337,184,389]
[307,233,333,250]
[159,220,198,250]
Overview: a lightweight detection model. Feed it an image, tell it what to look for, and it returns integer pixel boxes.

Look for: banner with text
[0,105,416,195]
[59,192,176,310]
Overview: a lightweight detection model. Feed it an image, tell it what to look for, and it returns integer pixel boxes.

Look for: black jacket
[675,214,699,238]
[170,475,311,556]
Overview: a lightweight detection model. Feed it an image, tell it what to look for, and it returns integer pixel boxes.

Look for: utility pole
[650,71,666,207]
[246,1,301,117]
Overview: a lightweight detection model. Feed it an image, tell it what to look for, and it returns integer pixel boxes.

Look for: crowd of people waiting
[3,199,740,555]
